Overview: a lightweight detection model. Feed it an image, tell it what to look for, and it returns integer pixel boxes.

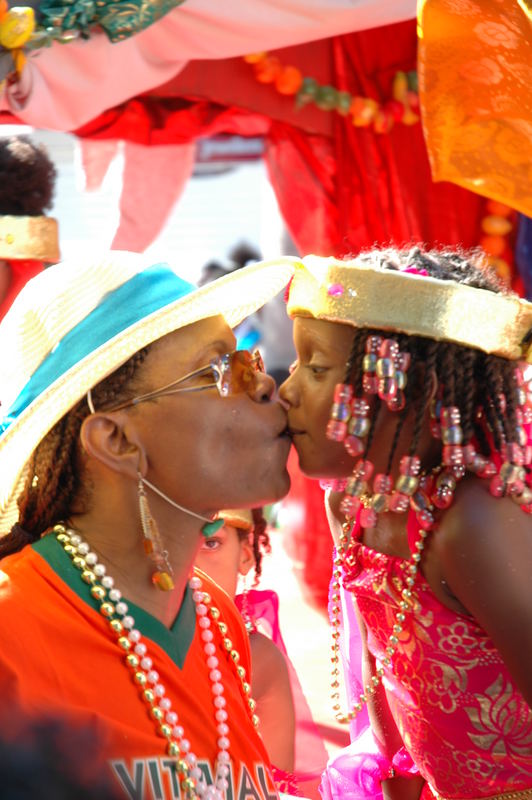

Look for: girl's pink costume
[321,508,532,800]
[236,588,330,800]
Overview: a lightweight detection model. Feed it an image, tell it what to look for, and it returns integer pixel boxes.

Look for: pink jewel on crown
[328,283,345,297]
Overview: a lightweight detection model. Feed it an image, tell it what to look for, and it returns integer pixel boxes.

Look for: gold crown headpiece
[287,256,532,363]
[0,215,60,262]
[216,508,254,531]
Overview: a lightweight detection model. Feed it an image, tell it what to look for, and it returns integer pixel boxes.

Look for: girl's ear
[238,537,255,577]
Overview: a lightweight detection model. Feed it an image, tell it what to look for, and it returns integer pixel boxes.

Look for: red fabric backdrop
[71,20,487,609]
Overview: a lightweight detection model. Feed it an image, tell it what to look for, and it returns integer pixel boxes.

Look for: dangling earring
[137,472,175,591]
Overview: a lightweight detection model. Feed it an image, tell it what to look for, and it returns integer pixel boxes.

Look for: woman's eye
[288,360,298,375]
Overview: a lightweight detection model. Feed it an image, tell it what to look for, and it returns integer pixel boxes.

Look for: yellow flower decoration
[0,6,34,49]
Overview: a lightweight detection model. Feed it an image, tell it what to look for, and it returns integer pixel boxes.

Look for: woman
[0,250,294,800]
[279,248,532,800]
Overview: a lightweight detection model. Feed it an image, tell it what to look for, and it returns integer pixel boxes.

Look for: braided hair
[235,508,271,586]
[341,246,529,481]
[0,347,151,559]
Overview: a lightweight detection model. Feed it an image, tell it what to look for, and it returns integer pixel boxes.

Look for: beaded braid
[0,348,151,559]
[408,339,439,457]
[235,508,271,586]
[250,507,271,584]
[333,247,531,515]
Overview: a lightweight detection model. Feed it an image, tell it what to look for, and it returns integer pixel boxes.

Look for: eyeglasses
[102,349,265,412]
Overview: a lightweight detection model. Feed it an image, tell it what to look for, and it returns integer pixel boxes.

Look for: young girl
[195,508,329,799]
[279,248,532,800]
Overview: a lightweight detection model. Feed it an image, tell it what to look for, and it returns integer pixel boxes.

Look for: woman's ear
[238,537,255,577]
[80,413,146,479]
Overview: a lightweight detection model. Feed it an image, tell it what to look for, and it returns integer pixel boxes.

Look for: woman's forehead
[149,316,236,365]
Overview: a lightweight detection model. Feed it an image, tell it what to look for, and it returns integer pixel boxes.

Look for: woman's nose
[251,370,276,402]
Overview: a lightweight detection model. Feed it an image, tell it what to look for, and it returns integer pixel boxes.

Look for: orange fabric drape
[418,0,532,216]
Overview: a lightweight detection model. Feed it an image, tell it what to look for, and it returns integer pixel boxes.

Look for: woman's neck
[69,506,202,628]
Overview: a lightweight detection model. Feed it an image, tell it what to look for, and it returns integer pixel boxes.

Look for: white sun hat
[0,250,297,534]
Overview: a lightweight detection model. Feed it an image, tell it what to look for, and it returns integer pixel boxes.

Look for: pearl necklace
[329,518,428,724]
[53,524,259,800]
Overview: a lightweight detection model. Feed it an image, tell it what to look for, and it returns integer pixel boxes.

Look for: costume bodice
[341,511,532,797]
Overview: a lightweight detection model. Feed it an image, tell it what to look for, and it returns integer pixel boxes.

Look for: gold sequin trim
[435,788,532,800]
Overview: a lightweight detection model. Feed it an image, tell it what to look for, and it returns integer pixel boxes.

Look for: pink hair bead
[362,374,379,395]
[476,459,497,479]
[389,491,410,513]
[340,496,361,517]
[374,473,393,493]
[489,475,506,498]
[365,335,382,354]
[334,384,353,403]
[326,420,348,441]
[396,352,411,371]
[432,485,454,509]
[399,456,421,476]
[378,339,399,359]
[451,463,466,480]
[417,509,435,531]
[463,444,477,465]
[360,506,378,529]
[353,460,374,480]
[345,435,365,457]
[388,391,406,412]
[442,445,464,467]
[352,398,370,416]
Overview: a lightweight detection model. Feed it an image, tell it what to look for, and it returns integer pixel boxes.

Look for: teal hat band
[1,264,195,434]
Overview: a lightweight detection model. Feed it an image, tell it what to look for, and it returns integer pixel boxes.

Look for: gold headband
[0,215,60,262]
[287,256,532,363]
[216,508,253,531]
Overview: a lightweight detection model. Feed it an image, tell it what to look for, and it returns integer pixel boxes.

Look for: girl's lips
[288,427,305,436]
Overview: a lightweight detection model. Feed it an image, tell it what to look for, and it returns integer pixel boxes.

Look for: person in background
[196,506,329,800]
[280,247,532,800]
[0,135,59,320]
[0,714,120,800]
[229,241,296,386]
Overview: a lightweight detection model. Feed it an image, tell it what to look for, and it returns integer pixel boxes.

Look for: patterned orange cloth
[417,0,532,216]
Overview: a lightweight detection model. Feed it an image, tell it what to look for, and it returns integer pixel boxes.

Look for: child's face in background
[195,524,254,597]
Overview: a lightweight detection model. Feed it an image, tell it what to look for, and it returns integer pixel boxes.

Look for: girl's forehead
[294,316,354,353]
